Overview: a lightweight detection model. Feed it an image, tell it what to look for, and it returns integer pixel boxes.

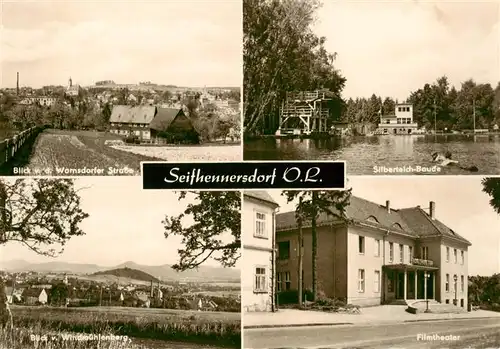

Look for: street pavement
[243,317,500,349]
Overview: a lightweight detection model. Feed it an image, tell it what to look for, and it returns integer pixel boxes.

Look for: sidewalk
[243,305,500,328]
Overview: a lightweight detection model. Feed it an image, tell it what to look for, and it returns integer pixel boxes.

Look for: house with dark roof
[275,196,471,310]
[109,105,199,143]
[21,288,48,305]
[242,191,280,312]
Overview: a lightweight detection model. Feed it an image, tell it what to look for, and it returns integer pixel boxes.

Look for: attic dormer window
[366,216,379,223]
[392,223,403,230]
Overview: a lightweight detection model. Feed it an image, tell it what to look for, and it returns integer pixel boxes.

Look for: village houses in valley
[276,197,471,311]
[242,191,280,312]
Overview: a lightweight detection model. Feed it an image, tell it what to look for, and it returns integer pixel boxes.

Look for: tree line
[243,0,500,135]
[343,77,500,131]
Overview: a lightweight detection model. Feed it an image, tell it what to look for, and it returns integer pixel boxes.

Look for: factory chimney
[16,72,19,96]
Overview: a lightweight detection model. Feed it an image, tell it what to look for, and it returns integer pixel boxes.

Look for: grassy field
[22,129,241,173]
[26,130,158,175]
[111,143,241,161]
[7,305,240,348]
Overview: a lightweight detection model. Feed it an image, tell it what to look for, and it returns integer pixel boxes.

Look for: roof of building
[276,195,470,245]
[149,108,184,131]
[22,288,45,297]
[381,115,397,119]
[109,105,156,124]
[244,191,280,207]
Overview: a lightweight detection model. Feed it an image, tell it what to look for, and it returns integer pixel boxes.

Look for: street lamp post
[424,272,430,313]
[453,275,458,306]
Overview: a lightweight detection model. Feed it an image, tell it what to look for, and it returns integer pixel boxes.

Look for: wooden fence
[0,127,42,167]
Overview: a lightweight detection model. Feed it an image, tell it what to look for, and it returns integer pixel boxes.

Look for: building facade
[242,191,280,312]
[377,103,419,135]
[19,96,57,107]
[275,197,470,309]
[109,105,199,143]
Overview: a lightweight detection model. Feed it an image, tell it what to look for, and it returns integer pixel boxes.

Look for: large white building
[377,103,419,135]
[242,191,280,312]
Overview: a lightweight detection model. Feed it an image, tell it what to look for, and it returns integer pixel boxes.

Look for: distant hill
[92,267,159,283]
[0,260,240,283]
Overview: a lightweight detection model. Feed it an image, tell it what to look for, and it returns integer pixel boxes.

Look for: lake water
[244,134,500,175]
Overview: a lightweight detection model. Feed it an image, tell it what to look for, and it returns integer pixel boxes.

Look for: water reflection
[244,134,500,175]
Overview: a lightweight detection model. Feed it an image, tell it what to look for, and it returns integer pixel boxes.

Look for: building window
[254,212,266,238]
[254,267,267,292]
[276,272,282,292]
[359,236,365,254]
[409,246,413,261]
[374,270,380,293]
[445,299,449,304]
[461,275,464,292]
[454,249,457,264]
[445,274,449,292]
[461,251,464,265]
[460,299,464,308]
[446,247,450,262]
[284,272,291,291]
[422,246,429,259]
[453,274,457,293]
[278,241,290,260]
[399,244,404,263]
[389,242,394,262]
[358,269,365,293]
[375,239,380,257]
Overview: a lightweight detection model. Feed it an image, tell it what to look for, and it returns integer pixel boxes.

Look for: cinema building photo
[275,196,471,310]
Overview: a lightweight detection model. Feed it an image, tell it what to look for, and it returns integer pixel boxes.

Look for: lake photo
[243,0,500,175]
[244,134,500,175]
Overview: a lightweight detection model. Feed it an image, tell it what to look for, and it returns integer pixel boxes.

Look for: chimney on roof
[16,72,19,96]
[429,201,435,220]
[385,200,390,213]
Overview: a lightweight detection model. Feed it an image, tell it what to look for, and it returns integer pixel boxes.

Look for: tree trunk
[312,191,318,301]
[298,213,303,307]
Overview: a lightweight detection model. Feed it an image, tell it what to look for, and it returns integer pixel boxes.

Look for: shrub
[276,290,314,305]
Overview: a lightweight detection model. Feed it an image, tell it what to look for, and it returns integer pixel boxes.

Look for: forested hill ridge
[92,267,159,283]
[0,260,240,282]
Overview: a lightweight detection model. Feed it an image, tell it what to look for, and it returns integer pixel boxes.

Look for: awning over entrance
[383,263,439,272]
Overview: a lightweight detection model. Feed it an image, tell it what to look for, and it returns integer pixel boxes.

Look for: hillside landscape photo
[0,0,243,176]
[0,178,242,349]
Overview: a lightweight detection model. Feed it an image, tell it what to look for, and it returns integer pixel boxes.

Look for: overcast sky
[314,0,500,100]
[0,178,239,269]
[266,176,500,276]
[0,0,242,88]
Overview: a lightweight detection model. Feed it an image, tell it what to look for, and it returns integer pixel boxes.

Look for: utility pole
[99,286,102,307]
[297,197,303,307]
[473,99,476,133]
[433,98,437,135]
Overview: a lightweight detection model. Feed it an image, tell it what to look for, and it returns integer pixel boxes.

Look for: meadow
[3,306,240,348]
[19,129,241,173]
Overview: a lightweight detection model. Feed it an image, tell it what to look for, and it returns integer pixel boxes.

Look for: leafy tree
[482,177,500,214]
[244,0,346,135]
[50,283,69,306]
[162,191,241,271]
[282,189,352,300]
[0,178,89,256]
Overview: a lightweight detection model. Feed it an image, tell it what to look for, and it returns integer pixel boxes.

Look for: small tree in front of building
[282,189,352,301]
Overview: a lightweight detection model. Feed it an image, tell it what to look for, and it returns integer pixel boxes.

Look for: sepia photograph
[243,0,500,175]
[242,178,500,348]
[0,0,242,176]
[0,178,241,349]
